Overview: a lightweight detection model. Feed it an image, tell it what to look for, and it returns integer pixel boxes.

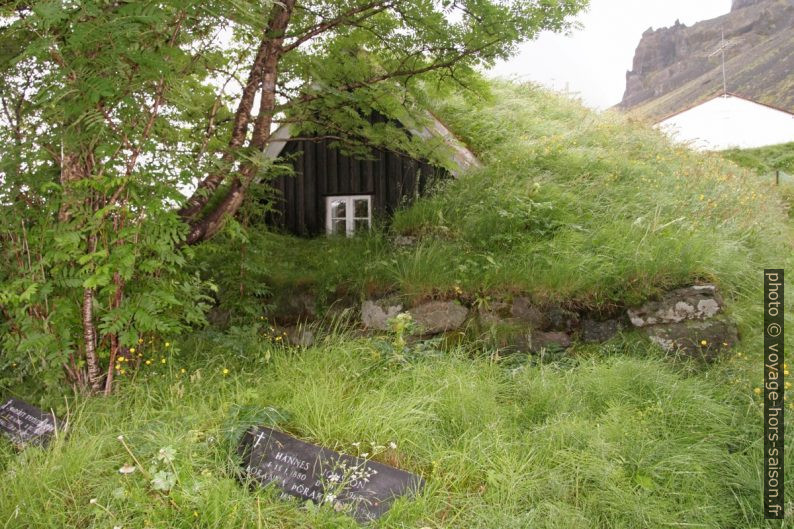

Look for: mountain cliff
[618,0,794,121]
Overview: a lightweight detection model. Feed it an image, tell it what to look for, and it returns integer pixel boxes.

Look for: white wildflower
[118,464,136,475]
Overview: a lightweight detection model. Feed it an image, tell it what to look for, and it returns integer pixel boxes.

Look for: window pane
[330,199,346,219]
[354,218,370,232]
[331,219,346,235]
[354,198,369,218]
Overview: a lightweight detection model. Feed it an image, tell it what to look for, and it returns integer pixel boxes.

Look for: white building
[655,93,794,151]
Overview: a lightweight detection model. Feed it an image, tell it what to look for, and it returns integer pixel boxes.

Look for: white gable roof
[655,94,794,151]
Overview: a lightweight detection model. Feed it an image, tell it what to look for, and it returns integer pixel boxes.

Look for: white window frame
[325,195,372,237]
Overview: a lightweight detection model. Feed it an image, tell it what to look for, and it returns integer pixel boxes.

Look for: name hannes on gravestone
[238,426,424,523]
[0,398,58,447]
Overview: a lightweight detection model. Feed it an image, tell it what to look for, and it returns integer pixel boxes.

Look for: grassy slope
[2,83,793,528]
[722,141,794,175]
[228,83,789,316]
[0,336,783,528]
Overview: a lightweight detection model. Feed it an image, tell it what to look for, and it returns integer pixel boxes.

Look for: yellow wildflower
[161,358,166,364]
[222,368,229,376]
[700,339,707,346]
[754,387,762,395]
[129,347,136,354]
[145,360,152,366]
[165,342,170,348]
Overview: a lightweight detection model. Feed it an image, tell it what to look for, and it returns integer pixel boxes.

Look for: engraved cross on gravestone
[238,426,424,523]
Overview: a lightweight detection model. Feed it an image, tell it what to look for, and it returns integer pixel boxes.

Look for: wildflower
[138,338,144,344]
[700,339,707,346]
[129,347,136,354]
[388,441,397,450]
[117,435,124,441]
[754,387,762,395]
[145,360,152,365]
[165,342,170,348]
[89,498,97,505]
[275,336,282,341]
[180,368,186,374]
[161,358,166,364]
[222,368,229,375]
[118,464,136,475]
[786,382,791,390]
[120,369,125,375]
[194,511,199,518]
[786,370,790,376]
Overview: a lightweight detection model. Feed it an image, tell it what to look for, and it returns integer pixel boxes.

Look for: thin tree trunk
[185,0,296,243]
[179,2,292,221]
[82,233,103,392]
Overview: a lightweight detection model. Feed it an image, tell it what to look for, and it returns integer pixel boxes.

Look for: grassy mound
[211,82,790,319]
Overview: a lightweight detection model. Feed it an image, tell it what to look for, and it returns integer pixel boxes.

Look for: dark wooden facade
[267,137,448,236]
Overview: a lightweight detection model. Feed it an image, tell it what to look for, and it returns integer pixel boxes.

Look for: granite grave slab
[0,397,58,447]
[238,426,424,523]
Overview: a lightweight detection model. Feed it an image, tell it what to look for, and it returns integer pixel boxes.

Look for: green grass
[203,82,790,319]
[3,81,794,528]
[722,142,794,175]
[1,330,790,528]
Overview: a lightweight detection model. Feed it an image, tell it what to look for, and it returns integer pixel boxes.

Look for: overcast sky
[489,0,733,109]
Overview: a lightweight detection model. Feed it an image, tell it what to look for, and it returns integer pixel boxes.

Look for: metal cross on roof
[708,29,741,96]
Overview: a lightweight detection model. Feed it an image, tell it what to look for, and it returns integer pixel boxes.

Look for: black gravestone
[238,426,424,523]
[0,398,58,447]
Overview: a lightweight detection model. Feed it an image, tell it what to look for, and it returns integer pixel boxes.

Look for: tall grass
[1,332,788,528]
[217,82,790,318]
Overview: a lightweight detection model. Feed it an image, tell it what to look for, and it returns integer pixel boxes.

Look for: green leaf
[150,471,176,492]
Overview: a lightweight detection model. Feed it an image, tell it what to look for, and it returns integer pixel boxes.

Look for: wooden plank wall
[267,138,448,236]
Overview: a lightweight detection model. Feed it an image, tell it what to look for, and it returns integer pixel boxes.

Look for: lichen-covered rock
[545,306,580,332]
[530,331,572,353]
[509,297,545,328]
[644,316,739,361]
[477,301,513,327]
[581,319,623,343]
[628,285,723,327]
[361,297,403,331]
[409,301,469,336]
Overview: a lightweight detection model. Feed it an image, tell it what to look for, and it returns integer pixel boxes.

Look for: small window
[325,195,372,237]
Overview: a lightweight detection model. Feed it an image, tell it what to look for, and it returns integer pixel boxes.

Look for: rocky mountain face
[618,0,794,120]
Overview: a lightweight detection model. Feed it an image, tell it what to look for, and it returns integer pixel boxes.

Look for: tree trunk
[82,279,103,392]
[184,0,296,243]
